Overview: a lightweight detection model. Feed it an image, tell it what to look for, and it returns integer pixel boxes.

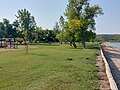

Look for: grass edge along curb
[100,45,118,90]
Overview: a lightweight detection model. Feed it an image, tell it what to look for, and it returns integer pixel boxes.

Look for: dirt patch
[0,45,38,51]
[96,55,111,90]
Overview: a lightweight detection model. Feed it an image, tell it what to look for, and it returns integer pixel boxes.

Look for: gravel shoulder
[96,53,110,90]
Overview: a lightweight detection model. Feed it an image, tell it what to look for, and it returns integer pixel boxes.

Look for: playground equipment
[0,38,18,49]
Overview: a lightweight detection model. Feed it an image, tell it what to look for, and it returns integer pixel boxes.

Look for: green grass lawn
[0,43,99,90]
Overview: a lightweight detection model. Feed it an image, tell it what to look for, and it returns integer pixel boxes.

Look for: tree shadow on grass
[86,44,100,50]
[69,44,100,50]
[29,53,48,56]
[31,43,60,46]
[69,46,100,50]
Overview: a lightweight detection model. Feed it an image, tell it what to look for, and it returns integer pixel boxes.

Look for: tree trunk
[70,42,72,46]
[72,42,77,48]
[24,39,29,54]
[81,29,86,49]
[82,36,85,49]
[26,44,28,54]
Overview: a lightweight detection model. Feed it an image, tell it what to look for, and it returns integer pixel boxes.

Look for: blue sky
[0,0,120,34]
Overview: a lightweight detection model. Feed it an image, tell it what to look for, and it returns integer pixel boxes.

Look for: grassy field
[0,43,99,90]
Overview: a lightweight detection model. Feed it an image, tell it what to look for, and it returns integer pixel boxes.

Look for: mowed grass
[0,43,99,90]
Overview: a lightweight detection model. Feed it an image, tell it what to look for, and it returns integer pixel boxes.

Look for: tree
[3,18,10,38]
[56,32,66,43]
[45,30,56,44]
[32,27,42,43]
[2,18,17,38]
[53,22,60,34]
[16,9,37,53]
[0,22,5,38]
[64,0,103,48]
[59,16,65,44]
[12,20,22,38]
[0,18,20,39]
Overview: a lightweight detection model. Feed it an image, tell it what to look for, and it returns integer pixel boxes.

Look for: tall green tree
[12,20,22,38]
[59,16,65,44]
[3,18,10,38]
[0,22,5,38]
[16,9,37,53]
[0,19,19,38]
[53,22,60,34]
[33,27,42,43]
[2,18,17,38]
[65,0,103,48]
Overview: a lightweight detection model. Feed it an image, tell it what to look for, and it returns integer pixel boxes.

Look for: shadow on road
[102,46,120,89]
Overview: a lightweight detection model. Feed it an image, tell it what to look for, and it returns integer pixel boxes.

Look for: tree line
[0,10,58,44]
[96,34,120,42]
[0,0,103,49]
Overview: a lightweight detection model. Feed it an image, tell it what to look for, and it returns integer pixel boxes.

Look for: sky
[0,0,120,34]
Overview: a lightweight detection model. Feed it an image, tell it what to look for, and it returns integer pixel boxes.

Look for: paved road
[103,45,120,89]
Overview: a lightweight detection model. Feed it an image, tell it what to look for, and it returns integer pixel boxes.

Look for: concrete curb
[100,45,118,90]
